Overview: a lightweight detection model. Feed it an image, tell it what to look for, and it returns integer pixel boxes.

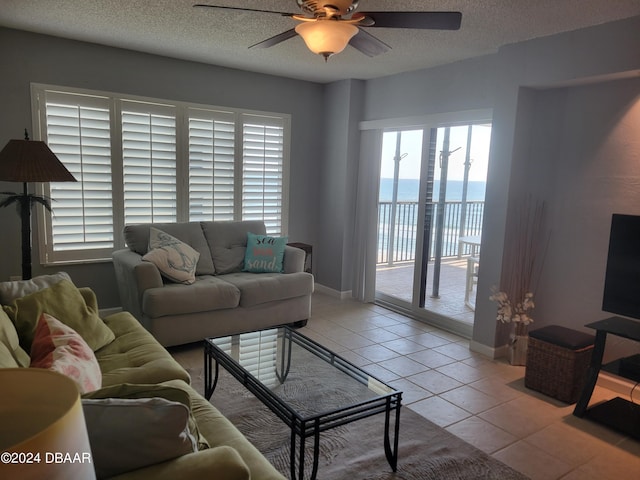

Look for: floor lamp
[0,130,76,280]
[0,368,96,479]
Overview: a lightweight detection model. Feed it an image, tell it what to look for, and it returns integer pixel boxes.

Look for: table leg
[290,426,307,480]
[383,395,401,471]
[574,330,607,417]
[290,419,321,480]
[204,345,219,401]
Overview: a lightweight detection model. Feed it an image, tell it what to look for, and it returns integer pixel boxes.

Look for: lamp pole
[20,182,32,279]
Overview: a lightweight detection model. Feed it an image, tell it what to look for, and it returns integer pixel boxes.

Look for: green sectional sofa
[0,277,285,480]
[112,220,314,347]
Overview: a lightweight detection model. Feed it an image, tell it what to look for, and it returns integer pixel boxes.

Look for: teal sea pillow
[243,232,288,273]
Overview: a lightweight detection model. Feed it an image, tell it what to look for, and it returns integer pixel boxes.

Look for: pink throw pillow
[30,313,102,393]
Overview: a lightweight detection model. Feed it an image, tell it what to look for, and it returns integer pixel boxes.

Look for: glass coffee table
[204,326,402,480]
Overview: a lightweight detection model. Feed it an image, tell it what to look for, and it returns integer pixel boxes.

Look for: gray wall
[322,15,640,353]
[0,27,324,307]
[2,15,639,353]
[362,53,497,121]
[531,78,640,361]
[474,16,640,352]
[315,79,365,292]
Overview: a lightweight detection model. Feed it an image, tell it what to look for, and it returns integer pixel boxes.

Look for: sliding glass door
[376,129,423,303]
[375,122,491,334]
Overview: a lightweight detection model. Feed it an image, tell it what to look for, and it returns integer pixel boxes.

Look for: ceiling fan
[194,1,462,61]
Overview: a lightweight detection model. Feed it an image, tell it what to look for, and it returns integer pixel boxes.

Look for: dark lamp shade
[0,139,76,183]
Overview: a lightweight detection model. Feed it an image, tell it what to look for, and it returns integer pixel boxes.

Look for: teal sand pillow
[243,232,288,273]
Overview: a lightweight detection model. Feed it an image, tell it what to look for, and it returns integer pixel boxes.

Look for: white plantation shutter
[121,102,177,225]
[210,331,278,387]
[188,110,235,221]
[42,92,114,261]
[242,115,285,235]
[33,84,290,265]
[239,329,278,387]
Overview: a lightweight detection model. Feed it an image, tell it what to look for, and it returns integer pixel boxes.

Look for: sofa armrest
[283,245,305,273]
[108,446,250,480]
[112,249,163,321]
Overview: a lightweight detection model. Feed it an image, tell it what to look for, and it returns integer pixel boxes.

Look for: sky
[380,124,491,182]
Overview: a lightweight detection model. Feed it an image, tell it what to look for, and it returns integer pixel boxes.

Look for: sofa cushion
[243,232,288,273]
[125,222,216,275]
[97,312,190,386]
[4,279,115,353]
[222,272,314,308]
[83,382,209,451]
[0,308,29,367]
[0,341,20,368]
[30,313,102,394]
[161,379,284,480]
[143,227,200,284]
[201,220,266,274]
[105,446,251,480]
[0,271,72,304]
[83,396,198,478]
[142,277,240,319]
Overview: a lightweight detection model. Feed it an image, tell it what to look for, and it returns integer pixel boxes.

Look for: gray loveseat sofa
[112,220,314,347]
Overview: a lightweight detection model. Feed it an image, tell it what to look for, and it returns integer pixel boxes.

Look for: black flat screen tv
[602,214,640,320]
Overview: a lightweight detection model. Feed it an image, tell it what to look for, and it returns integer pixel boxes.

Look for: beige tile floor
[294,292,640,480]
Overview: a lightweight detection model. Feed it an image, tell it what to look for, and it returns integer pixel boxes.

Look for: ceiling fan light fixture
[294,20,358,60]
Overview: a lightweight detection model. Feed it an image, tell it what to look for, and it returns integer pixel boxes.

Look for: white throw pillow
[82,397,198,478]
[0,271,72,304]
[142,227,200,284]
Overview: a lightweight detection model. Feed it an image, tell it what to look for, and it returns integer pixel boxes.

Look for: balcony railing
[378,201,484,264]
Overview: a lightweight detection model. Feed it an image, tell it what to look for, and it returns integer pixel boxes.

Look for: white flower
[489,288,535,325]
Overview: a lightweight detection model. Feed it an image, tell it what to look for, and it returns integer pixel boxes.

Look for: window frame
[31,83,291,266]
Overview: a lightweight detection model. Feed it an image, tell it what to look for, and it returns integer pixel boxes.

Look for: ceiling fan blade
[363,11,462,30]
[349,28,391,57]
[249,29,298,49]
[193,4,294,17]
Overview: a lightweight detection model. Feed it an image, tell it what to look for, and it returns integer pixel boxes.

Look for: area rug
[185,362,529,480]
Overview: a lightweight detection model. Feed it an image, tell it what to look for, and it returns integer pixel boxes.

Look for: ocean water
[379,178,486,202]
[377,178,486,262]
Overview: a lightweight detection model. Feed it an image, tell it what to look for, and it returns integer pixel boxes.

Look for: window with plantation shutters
[242,115,285,235]
[40,91,114,262]
[32,84,290,265]
[188,109,235,221]
[121,101,177,225]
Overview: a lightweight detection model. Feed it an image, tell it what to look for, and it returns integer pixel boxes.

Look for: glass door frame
[371,110,493,338]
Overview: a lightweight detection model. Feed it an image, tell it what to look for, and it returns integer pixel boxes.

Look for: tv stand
[573,316,640,439]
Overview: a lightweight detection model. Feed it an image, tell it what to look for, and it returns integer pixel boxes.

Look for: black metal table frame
[204,327,402,480]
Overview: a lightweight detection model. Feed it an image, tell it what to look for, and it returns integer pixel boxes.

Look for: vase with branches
[490,196,548,365]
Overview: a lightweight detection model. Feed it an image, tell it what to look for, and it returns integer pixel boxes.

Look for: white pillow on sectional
[142,227,200,284]
[0,271,72,304]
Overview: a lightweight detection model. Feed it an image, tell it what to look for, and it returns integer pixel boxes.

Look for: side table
[573,316,640,439]
[288,242,312,273]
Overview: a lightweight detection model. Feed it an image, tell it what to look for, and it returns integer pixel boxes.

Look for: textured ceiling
[1,0,639,83]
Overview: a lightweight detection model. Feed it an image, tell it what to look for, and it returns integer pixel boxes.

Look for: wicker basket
[525,326,594,404]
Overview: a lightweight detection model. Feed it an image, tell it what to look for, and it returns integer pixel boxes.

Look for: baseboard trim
[469,340,504,359]
[598,371,638,397]
[314,284,352,300]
